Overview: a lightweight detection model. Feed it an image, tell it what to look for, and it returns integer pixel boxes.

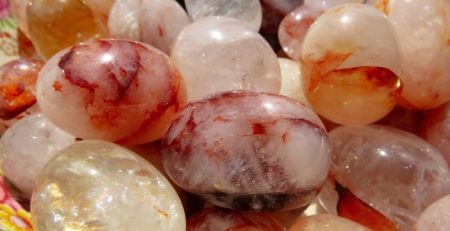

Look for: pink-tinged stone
[0,113,76,197]
[31,140,186,231]
[108,0,191,54]
[261,0,304,14]
[329,125,450,230]
[288,214,371,231]
[278,58,310,107]
[414,194,450,231]
[171,17,281,101]
[185,0,262,31]
[36,39,186,145]
[10,0,29,36]
[278,5,326,61]
[162,91,330,212]
[382,0,450,109]
[421,101,450,166]
[187,207,283,231]
[0,59,43,120]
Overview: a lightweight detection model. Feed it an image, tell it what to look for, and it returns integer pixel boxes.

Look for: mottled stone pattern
[288,214,371,231]
[108,0,191,54]
[187,207,282,231]
[0,59,43,120]
[185,0,262,31]
[163,91,330,211]
[31,141,186,231]
[330,125,450,230]
[414,194,450,231]
[0,113,76,196]
[36,39,186,145]
[171,17,281,101]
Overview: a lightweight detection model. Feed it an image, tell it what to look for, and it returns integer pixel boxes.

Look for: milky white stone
[288,214,371,231]
[31,140,185,231]
[330,125,450,230]
[0,113,76,197]
[305,0,365,7]
[386,0,450,109]
[278,58,310,107]
[172,17,281,101]
[414,194,450,231]
[185,0,262,31]
[108,0,191,54]
[422,101,450,166]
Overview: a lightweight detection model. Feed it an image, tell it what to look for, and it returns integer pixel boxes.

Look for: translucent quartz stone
[162,91,330,211]
[172,17,281,102]
[0,104,39,135]
[185,0,262,31]
[305,0,366,7]
[301,4,402,125]
[288,214,371,231]
[108,0,191,54]
[0,113,76,197]
[10,0,29,36]
[27,0,106,60]
[382,0,450,109]
[82,0,115,27]
[0,59,43,120]
[278,5,326,61]
[330,125,450,230]
[278,58,310,107]
[36,39,186,145]
[187,207,282,231]
[421,102,450,166]
[31,140,186,231]
[377,106,425,135]
[414,194,450,231]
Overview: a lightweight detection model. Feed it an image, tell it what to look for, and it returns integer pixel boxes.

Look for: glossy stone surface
[421,101,450,166]
[301,4,402,125]
[288,214,371,231]
[10,0,29,36]
[162,91,330,211]
[31,140,186,231]
[0,59,43,120]
[27,0,106,60]
[185,0,262,31]
[36,39,186,145]
[187,207,282,231]
[414,194,450,231]
[330,125,450,230]
[278,58,310,107]
[108,0,191,54]
[171,17,281,101]
[383,0,450,109]
[278,5,326,61]
[0,113,76,197]
[82,0,115,27]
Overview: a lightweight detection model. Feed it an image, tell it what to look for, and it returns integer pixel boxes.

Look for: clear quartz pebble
[162,91,330,212]
[184,0,262,31]
[288,214,371,231]
[36,39,186,145]
[301,3,402,125]
[31,140,186,231]
[329,125,450,230]
[0,113,76,197]
[108,0,191,54]
[414,194,450,231]
[171,17,281,101]
[382,0,450,109]
[278,58,310,107]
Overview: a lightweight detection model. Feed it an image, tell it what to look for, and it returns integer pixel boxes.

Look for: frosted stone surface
[162,91,330,211]
[185,0,262,31]
[109,0,191,54]
[288,214,371,231]
[330,125,450,230]
[422,102,450,166]
[187,207,282,231]
[36,39,186,145]
[31,140,186,231]
[278,58,310,107]
[171,17,281,101]
[384,0,450,109]
[301,4,401,125]
[0,113,76,197]
[414,194,450,231]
